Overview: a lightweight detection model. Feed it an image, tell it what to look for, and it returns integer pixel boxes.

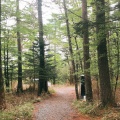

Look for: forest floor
[1,83,120,119]
[33,85,95,120]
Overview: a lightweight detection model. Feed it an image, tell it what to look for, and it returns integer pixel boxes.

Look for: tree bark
[81,0,93,102]
[96,0,113,106]
[6,40,9,92]
[16,0,23,93]
[53,44,56,85]
[63,0,79,99]
[0,0,6,109]
[37,0,48,95]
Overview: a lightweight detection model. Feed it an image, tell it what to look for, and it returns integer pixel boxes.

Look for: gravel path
[33,85,90,120]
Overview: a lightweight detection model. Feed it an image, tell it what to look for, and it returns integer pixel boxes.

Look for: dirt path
[33,85,91,120]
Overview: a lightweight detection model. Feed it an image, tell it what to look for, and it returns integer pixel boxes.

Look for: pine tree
[0,0,6,109]
[37,0,48,95]
[16,0,23,93]
[96,0,113,106]
[81,0,93,102]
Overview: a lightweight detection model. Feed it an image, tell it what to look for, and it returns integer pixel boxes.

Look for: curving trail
[33,85,90,120]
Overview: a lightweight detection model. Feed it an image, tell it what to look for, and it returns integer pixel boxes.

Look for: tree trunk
[114,32,120,101]
[113,0,120,103]
[69,61,74,84]
[74,36,83,73]
[63,0,79,99]
[4,39,7,89]
[33,43,36,90]
[4,34,10,92]
[37,0,48,95]
[96,0,113,106]
[53,44,56,85]
[81,0,93,102]
[6,41,9,92]
[16,0,23,93]
[0,0,6,109]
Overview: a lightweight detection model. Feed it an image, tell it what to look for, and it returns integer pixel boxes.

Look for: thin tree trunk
[4,38,7,89]
[74,36,83,73]
[53,44,56,85]
[63,0,79,99]
[6,40,9,92]
[10,65,13,91]
[33,43,36,90]
[16,0,23,93]
[0,0,6,109]
[81,0,93,102]
[69,61,74,84]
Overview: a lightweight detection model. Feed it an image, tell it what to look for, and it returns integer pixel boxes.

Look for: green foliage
[73,21,84,36]
[73,100,95,114]
[56,62,69,84]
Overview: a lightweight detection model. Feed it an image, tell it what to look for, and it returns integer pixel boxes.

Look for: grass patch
[0,102,33,120]
[73,100,120,120]
[1,87,56,120]
[73,100,95,114]
[0,91,38,120]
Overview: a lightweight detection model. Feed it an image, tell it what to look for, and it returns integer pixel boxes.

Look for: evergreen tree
[0,0,6,109]
[37,0,48,95]
[96,0,113,106]
[16,0,23,93]
[81,0,93,102]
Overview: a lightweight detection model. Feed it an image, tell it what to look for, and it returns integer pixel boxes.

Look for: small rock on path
[33,85,90,120]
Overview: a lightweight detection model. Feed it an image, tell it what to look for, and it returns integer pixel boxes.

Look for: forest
[0,0,120,119]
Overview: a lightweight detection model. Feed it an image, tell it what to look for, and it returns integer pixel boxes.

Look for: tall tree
[37,0,48,95]
[16,0,23,93]
[63,0,79,99]
[3,31,10,92]
[0,0,6,109]
[96,0,113,106]
[6,38,9,91]
[81,0,93,102]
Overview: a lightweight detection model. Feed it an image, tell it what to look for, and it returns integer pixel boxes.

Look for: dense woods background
[0,0,120,113]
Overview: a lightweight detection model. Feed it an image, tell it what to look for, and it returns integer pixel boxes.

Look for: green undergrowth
[73,100,120,120]
[0,102,33,120]
[73,100,96,114]
[0,87,55,120]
